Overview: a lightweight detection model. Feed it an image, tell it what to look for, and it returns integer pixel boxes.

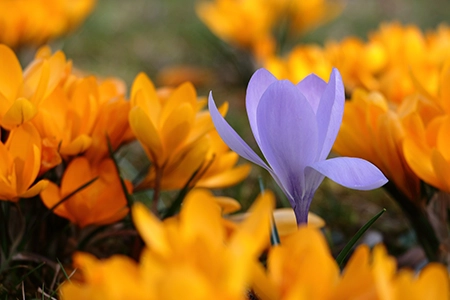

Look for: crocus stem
[152,167,163,218]
[293,199,311,225]
[384,182,440,262]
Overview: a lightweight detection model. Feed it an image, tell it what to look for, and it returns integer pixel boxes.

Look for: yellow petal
[132,202,172,257]
[231,189,274,257]
[251,261,279,300]
[196,164,251,188]
[415,264,449,300]
[160,82,197,125]
[180,189,224,246]
[160,103,194,155]
[1,98,37,130]
[215,196,241,214]
[129,106,163,165]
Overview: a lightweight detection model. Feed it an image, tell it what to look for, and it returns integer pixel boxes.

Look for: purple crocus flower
[208,68,388,224]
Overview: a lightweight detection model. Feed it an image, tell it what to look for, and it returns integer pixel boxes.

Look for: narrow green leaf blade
[336,208,386,267]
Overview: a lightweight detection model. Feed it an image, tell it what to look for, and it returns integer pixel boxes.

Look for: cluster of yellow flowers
[196,0,341,59]
[0,43,249,228]
[0,0,96,48]
[60,190,448,300]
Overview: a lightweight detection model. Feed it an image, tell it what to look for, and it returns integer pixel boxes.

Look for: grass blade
[336,208,386,267]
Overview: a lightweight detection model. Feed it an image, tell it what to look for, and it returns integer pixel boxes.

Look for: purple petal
[208,92,270,171]
[307,157,388,190]
[246,69,278,145]
[256,80,318,200]
[316,68,345,161]
[296,74,327,114]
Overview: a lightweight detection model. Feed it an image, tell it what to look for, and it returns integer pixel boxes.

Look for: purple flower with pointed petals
[208,68,388,224]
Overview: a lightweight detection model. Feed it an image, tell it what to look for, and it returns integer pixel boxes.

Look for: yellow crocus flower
[129,73,250,191]
[253,227,449,300]
[60,186,274,299]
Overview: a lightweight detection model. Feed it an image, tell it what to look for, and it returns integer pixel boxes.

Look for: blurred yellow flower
[253,227,449,300]
[264,22,450,105]
[263,44,333,84]
[196,0,276,50]
[129,73,250,191]
[333,245,448,300]
[403,113,450,192]
[0,0,96,48]
[333,89,421,202]
[0,123,48,202]
[196,0,340,58]
[40,157,132,227]
[60,184,274,299]
[402,58,450,192]
[270,0,342,36]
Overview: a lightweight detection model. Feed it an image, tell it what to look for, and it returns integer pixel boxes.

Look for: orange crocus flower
[0,44,70,130]
[40,157,132,227]
[0,123,48,202]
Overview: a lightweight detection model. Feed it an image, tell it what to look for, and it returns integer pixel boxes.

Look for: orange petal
[40,181,74,222]
[60,157,94,197]
[60,134,92,156]
[403,137,439,189]
[0,44,22,101]
[20,179,49,198]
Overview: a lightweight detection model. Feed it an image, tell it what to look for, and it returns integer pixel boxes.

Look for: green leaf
[336,208,386,267]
